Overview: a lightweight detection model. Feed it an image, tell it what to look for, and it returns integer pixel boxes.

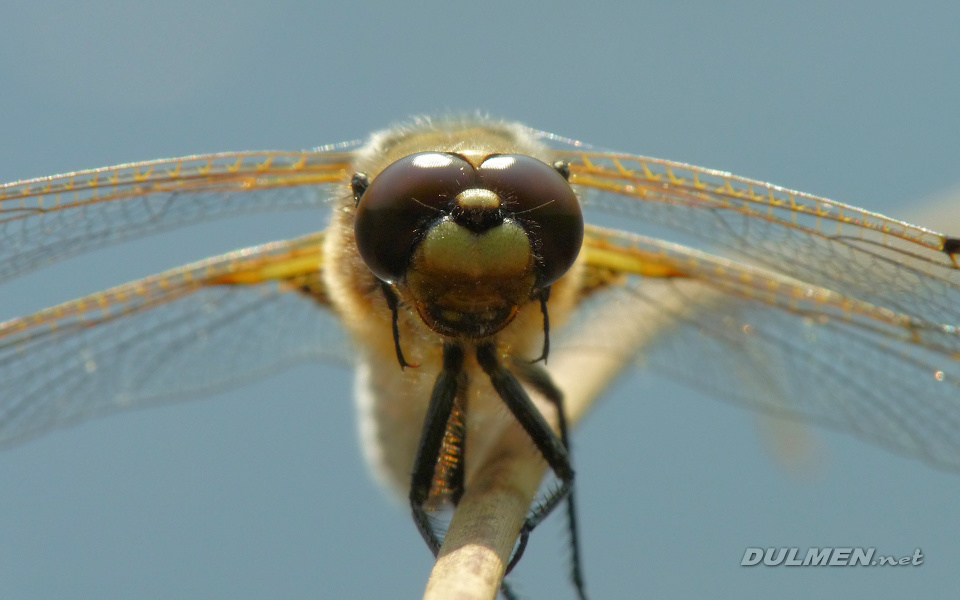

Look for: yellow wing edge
[0,232,328,341]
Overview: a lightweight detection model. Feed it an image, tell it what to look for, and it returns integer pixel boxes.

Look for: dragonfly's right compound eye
[354,152,474,283]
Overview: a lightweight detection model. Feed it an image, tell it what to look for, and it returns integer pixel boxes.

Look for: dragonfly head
[353,151,583,338]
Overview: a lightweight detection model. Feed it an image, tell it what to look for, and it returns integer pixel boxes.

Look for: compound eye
[478,155,583,286]
[354,152,475,282]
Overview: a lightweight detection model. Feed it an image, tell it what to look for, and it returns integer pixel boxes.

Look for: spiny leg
[531,286,552,363]
[475,343,582,593]
[432,384,469,508]
[513,361,588,598]
[379,281,416,369]
[409,342,465,555]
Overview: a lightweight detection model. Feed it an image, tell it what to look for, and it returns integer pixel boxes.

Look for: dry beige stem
[422,415,547,600]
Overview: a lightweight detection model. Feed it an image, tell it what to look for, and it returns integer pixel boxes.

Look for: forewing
[559,149,960,330]
[0,145,358,283]
[0,232,349,449]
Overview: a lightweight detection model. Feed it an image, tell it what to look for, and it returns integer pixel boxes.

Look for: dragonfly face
[352,151,582,339]
[2,115,960,599]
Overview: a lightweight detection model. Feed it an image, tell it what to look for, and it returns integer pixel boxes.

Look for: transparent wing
[0,232,350,449]
[7,132,960,468]
[559,149,960,330]
[566,225,960,471]
[0,144,359,283]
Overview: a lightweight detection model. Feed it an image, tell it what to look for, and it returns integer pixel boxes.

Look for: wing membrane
[0,232,349,449]
[561,150,960,330]
[0,147,357,283]
[570,225,960,471]
[5,134,960,470]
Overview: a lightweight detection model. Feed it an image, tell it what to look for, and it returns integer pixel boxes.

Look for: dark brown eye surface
[477,155,583,286]
[354,152,475,282]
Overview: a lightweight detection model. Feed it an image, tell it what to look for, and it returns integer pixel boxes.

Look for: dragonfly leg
[380,281,416,369]
[530,286,552,363]
[409,342,465,556]
[514,361,588,599]
[476,342,587,600]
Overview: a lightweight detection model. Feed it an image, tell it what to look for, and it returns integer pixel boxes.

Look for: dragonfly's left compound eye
[477,155,583,287]
[354,152,474,283]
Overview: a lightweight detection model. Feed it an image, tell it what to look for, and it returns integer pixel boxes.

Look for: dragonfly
[2,116,959,600]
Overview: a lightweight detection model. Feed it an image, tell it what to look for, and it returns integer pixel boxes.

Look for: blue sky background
[1,1,959,598]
